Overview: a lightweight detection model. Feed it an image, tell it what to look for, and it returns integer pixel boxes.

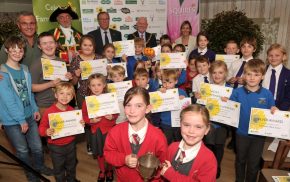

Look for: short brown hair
[180,104,210,126]
[123,87,150,106]
[243,59,266,75]
[109,65,126,78]
[37,31,55,45]
[54,82,75,97]
[102,43,115,56]
[209,60,228,76]
[225,40,239,48]
[4,35,26,50]
[162,69,178,81]
[240,37,257,50]
[195,55,210,67]
[134,37,145,47]
[80,35,96,53]
[134,68,149,79]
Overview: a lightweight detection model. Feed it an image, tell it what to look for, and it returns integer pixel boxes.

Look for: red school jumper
[104,121,168,182]
[82,101,118,134]
[39,104,75,145]
[163,141,217,182]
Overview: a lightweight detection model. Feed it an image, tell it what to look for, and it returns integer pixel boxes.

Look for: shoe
[106,170,114,182]
[39,166,54,176]
[87,144,93,155]
[97,171,105,182]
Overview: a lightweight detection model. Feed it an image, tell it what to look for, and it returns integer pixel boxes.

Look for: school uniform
[192,73,210,93]
[262,64,290,110]
[189,48,216,63]
[104,121,167,182]
[163,141,217,182]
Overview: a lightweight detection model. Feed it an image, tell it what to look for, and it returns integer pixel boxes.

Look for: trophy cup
[137,153,160,181]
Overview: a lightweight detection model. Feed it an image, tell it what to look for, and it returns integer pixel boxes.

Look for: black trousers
[48,141,77,182]
[235,134,265,182]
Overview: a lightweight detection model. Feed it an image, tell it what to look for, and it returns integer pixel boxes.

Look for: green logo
[107,7,117,13]
[120,24,130,30]
[112,17,122,22]
[82,9,94,14]
[126,0,137,4]
[101,0,111,4]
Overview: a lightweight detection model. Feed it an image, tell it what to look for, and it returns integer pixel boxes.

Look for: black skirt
[91,128,107,156]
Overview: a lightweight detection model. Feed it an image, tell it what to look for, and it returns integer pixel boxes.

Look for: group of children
[0,29,289,182]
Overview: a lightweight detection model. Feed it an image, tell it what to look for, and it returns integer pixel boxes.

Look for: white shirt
[101,28,112,44]
[128,119,148,144]
[175,140,201,163]
[197,47,208,55]
[192,73,210,92]
[262,64,283,100]
[59,25,76,46]
[138,31,146,40]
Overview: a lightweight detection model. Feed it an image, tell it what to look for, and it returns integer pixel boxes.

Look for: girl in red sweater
[161,104,217,182]
[104,87,168,182]
[82,73,118,182]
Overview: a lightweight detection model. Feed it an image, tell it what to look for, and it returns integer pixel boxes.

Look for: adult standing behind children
[127,17,157,48]
[88,12,122,55]
[0,11,41,67]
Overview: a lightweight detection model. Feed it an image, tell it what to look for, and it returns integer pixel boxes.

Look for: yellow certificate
[41,58,68,81]
[80,59,107,80]
[149,88,180,113]
[160,52,187,69]
[113,40,135,57]
[206,98,240,127]
[49,110,84,139]
[152,45,161,62]
[107,62,128,77]
[272,176,290,182]
[215,54,240,68]
[85,93,120,118]
[171,98,192,127]
[197,83,233,105]
[107,81,132,102]
[248,108,290,139]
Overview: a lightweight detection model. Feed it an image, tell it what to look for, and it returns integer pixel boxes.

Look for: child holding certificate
[188,32,215,63]
[204,60,230,178]
[262,44,290,111]
[82,73,118,181]
[102,43,119,64]
[104,87,168,182]
[39,82,85,182]
[229,59,277,182]
[160,104,217,182]
[133,68,159,92]
[159,70,188,144]
[180,55,198,96]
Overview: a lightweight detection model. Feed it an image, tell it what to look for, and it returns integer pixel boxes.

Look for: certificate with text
[272,176,290,182]
[49,110,84,139]
[171,98,192,127]
[107,62,128,77]
[80,59,107,79]
[206,98,240,127]
[41,58,68,81]
[107,81,132,102]
[197,83,233,105]
[113,40,135,57]
[150,88,180,113]
[248,108,290,139]
[215,54,240,68]
[160,52,187,69]
[85,93,120,118]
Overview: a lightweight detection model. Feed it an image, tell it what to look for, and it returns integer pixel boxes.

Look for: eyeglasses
[98,18,109,21]
[9,49,24,55]
[19,22,36,28]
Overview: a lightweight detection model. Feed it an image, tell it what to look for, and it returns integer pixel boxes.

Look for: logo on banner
[120,24,130,30]
[158,0,166,5]
[101,0,111,4]
[112,17,122,22]
[114,0,123,5]
[96,7,104,13]
[107,7,117,13]
[82,17,93,23]
[124,16,133,22]
[82,9,94,14]
[125,0,137,4]
[121,8,130,14]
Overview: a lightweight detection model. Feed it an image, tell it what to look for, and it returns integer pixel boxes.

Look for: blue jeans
[4,116,44,179]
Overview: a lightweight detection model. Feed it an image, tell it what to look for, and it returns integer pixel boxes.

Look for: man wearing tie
[88,12,122,55]
[127,17,157,48]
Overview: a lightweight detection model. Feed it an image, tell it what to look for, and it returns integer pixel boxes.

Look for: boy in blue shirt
[229,59,277,182]
[0,36,53,181]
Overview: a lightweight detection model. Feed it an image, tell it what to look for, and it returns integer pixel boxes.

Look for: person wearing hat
[49,5,82,63]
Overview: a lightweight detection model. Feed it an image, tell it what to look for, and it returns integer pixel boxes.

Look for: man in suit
[88,12,122,55]
[127,17,157,48]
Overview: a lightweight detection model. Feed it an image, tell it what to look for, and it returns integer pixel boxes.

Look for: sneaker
[39,166,54,176]
[106,170,114,182]
[87,144,93,155]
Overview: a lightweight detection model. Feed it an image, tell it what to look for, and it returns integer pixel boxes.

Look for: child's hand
[161,160,172,175]
[179,95,185,100]
[125,154,138,168]
[34,112,41,121]
[75,69,81,78]
[159,87,166,93]
[121,54,128,62]
[90,117,101,123]
[228,77,237,84]
[104,114,113,120]
[65,72,73,80]
[79,119,85,127]
[46,128,55,136]
[194,92,201,99]
[50,78,61,87]
[221,97,229,102]
[21,122,29,133]
[270,106,279,114]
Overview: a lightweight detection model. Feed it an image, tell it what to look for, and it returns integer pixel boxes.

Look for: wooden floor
[0,130,235,182]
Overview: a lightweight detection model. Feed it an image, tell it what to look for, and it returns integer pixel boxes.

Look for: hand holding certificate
[49,110,84,139]
[171,98,192,127]
[113,40,135,57]
[160,52,187,69]
[215,54,240,68]
[150,88,180,113]
[41,58,68,81]
[248,108,290,139]
[107,81,132,102]
[85,93,120,118]
[80,59,107,79]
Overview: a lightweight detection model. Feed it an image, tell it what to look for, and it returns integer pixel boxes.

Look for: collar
[241,56,253,62]
[59,25,73,32]
[269,64,283,73]
[243,86,262,94]
[101,28,109,33]
[138,31,146,36]
[128,119,148,144]
[19,33,38,46]
[197,47,207,54]
[176,140,201,163]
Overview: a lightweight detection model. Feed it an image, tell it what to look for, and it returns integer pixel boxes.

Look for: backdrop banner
[79,0,167,40]
[167,0,200,42]
[32,0,82,34]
